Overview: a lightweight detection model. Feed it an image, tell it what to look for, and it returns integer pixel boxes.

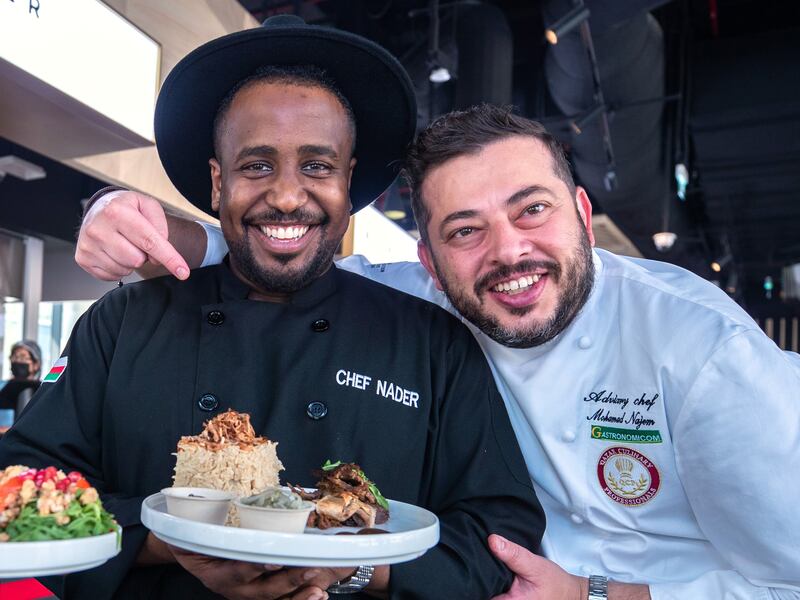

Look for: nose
[267,166,307,214]
[486,221,535,266]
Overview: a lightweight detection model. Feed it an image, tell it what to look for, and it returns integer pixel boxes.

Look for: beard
[225,205,340,295]
[433,223,595,349]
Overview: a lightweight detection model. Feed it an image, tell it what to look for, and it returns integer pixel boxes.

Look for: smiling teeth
[493,274,542,294]
[259,225,310,240]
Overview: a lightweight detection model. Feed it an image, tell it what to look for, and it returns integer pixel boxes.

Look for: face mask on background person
[10,362,30,379]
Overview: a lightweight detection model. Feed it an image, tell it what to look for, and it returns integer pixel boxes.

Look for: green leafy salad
[0,465,117,542]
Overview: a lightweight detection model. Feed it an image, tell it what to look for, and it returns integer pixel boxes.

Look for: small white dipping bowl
[234,497,315,534]
[161,487,236,525]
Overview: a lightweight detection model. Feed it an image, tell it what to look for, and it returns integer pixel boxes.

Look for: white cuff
[195,221,227,267]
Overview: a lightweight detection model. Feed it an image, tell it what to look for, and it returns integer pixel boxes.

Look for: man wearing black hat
[0,16,543,600]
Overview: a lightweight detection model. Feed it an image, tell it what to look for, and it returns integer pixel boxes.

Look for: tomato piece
[0,476,24,510]
[75,478,91,489]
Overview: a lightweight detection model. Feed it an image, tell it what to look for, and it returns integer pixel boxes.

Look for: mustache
[475,259,561,295]
[243,207,326,226]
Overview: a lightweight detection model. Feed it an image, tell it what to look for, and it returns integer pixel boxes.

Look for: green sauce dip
[242,487,306,509]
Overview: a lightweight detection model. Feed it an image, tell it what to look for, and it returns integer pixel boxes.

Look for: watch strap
[327,564,375,594]
[587,574,608,600]
[81,185,127,219]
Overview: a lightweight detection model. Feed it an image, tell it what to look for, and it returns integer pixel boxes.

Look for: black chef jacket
[0,379,40,410]
[0,263,544,599]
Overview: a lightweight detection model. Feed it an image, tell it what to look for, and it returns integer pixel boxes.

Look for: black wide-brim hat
[154,14,417,215]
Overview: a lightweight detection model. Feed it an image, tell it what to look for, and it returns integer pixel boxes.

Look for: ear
[341,158,357,214]
[417,241,444,291]
[209,158,222,212]
[575,186,595,247]
[347,157,357,189]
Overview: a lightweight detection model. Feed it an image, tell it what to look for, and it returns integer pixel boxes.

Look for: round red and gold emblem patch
[597,446,660,506]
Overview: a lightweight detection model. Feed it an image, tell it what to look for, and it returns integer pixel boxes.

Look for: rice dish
[173,410,283,523]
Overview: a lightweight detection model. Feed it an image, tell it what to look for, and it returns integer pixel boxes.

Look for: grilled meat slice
[312,492,377,529]
[300,462,388,529]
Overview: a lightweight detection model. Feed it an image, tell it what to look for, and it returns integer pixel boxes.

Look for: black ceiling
[237,0,800,311]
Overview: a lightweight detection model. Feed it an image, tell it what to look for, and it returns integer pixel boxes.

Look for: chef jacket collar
[218,256,338,308]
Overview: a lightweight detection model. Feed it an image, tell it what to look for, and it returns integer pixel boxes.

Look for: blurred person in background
[0,340,42,424]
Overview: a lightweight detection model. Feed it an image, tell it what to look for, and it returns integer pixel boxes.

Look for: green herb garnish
[321,459,342,471]
[366,481,389,511]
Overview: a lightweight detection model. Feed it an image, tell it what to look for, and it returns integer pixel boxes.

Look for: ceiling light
[570,104,605,135]
[383,185,407,221]
[429,66,451,83]
[652,231,677,252]
[545,4,591,45]
[726,271,738,294]
[0,155,46,181]
[764,275,774,299]
[675,163,689,201]
[710,253,732,273]
[384,208,407,220]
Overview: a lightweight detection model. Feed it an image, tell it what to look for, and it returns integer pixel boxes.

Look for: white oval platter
[142,492,439,567]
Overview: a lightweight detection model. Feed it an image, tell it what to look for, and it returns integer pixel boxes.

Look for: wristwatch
[587,575,608,600]
[327,565,375,594]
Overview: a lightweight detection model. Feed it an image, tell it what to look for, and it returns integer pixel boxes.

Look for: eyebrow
[506,185,555,206]
[234,144,340,163]
[298,144,340,160]
[438,185,555,233]
[439,209,480,232]
[235,145,277,162]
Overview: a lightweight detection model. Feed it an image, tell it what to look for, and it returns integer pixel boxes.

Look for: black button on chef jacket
[0,263,544,600]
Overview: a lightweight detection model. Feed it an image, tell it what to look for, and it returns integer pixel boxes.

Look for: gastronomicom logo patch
[591,425,662,444]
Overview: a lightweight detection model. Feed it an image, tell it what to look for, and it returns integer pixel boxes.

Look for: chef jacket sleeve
[197,221,227,267]
[0,294,149,599]
[388,328,545,599]
[650,329,800,600]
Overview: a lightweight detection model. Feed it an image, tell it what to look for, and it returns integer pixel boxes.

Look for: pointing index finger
[126,210,190,280]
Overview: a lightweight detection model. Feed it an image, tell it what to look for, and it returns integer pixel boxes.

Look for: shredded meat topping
[178,410,269,451]
[290,463,389,530]
[314,463,378,506]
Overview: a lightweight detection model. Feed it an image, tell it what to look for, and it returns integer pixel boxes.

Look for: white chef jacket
[203,227,800,599]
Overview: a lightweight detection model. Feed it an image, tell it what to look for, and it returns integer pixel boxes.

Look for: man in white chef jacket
[77,104,800,600]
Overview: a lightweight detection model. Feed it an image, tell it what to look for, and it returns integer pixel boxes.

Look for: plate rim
[142,492,439,565]
[0,528,121,578]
